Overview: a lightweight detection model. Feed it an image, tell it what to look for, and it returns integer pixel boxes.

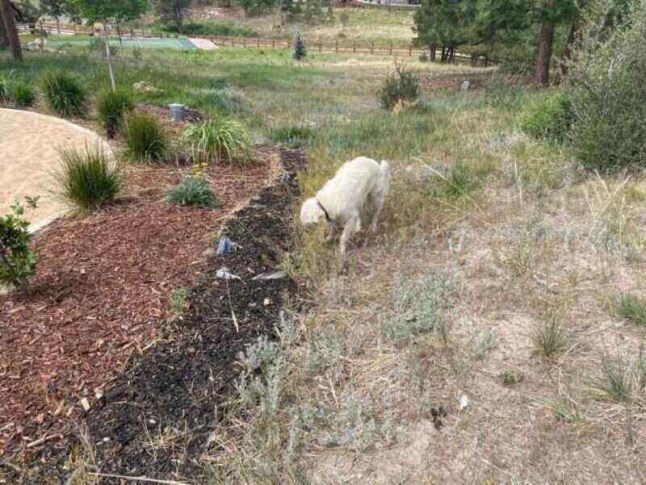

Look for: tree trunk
[56,16,60,34]
[558,21,579,79]
[102,26,116,91]
[535,1,555,86]
[430,43,436,61]
[0,10,8,47]
[0,0,22,61]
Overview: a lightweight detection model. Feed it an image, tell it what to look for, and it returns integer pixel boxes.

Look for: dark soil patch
[0,160,269,462]
[5,149,304,483]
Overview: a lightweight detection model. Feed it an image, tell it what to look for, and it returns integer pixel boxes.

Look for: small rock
[460,80,471,91]
[79,398,90,412]
[263,297,272,307]
[216,267,241,280]
[133,81,159,93]
[252,271,287,281]
[458,394,469,410]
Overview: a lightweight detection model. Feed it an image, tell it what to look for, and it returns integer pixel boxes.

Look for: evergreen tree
[293,31,306,60]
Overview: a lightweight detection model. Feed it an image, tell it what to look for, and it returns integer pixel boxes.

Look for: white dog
[300,157,390,255]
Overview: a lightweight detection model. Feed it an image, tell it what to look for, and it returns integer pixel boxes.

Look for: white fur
[300,156,390,255]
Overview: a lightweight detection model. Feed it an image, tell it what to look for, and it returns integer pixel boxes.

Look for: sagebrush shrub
[97,89,134,139]
[166,174,217,207]
[124,112,167,163]
[56,146,122,210]
[568,1,646,171]
[378,64,420,110]
[520,91,574,144]
[183,118,252,165]
[41,71,86,117]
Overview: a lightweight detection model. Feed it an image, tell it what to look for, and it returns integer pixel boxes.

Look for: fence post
[409,45,412,56]
[318,41,322,53]
[353,41,356,53]
[257,38,260,48]
[243,38,246,48]
[335,40,338,53]
[371,42,374,54]
[389,43,393,55]
[272,39,275,49]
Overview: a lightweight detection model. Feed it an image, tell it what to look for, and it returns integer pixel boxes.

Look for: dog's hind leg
[369,192,386,233]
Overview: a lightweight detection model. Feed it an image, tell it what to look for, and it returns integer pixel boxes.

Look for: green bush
[10,82,36,107]
[568,1,646,171]
[166,175,217,207]
[0,76,10,102]
[124,112,167,163]
[270,126,314,148]
[56,146,122,211]
[161,20,257,37]
[183,118,252,165]
[378,64,420,110]
[97,89,135,139]
[41,70,86,117]
[0,202,37,290]
[520,91,574,144]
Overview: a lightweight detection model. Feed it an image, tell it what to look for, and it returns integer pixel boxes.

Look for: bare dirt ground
[0,109,113,230]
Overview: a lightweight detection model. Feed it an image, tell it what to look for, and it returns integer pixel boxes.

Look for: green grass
[124,111,167,163]
[165,175,218,207]
[41,70,86,117]
[612,294,646,326]
[97,88,135,138]
[56,145,122,211]
[183,118,252,165]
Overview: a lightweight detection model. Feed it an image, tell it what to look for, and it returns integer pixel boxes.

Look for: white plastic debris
[252,271,287,281]
[458,394,470,410]
[216,267,241,280]
[216,236,239,255]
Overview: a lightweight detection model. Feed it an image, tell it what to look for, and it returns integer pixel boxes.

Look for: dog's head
[300,197,325,226]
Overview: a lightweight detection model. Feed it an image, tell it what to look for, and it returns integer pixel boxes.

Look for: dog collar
[316,199,334,223]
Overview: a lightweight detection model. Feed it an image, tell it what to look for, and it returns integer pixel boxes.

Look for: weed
[270,126,314,149]
[470,328,498,360]
[550,400,585,423]
[124,112,167,163]
[532,312,567,359]
[170,287,188,315]
[41,70,86,117]
[611,293,646,327]
[165,175,217,207]
[500,370,524,386]
[592,355,632,403]
[56,145,122,211]
[429,161,479,200]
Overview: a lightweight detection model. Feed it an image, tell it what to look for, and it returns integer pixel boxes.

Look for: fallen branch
[26,433,63,448]
[89,472,189,485]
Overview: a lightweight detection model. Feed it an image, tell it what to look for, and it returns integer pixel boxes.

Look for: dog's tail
[380,160,390,175]
[380,160,391,193]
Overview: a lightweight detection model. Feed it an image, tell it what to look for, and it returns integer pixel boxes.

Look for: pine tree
[293,31,306,60]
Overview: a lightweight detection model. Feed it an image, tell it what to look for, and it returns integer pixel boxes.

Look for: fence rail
[21,21,492,66]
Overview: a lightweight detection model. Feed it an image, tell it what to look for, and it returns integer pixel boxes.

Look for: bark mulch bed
[0,158,270,462]
[4,148,305,484]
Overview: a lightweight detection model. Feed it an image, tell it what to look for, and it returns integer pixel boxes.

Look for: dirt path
[0,109,112,231]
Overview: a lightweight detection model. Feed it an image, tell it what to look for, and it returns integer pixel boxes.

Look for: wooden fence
[23,21,491,66]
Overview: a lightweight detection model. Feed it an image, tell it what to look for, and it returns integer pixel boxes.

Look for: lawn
[1,45,644,483]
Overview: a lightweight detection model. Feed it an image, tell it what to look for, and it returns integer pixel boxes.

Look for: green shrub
[0,76,10,102]
[378,64,420,110]
[56,145,122,210]
[41,70,86,117]
[9,81,36,107]
[97,89,135,139]
[124,112,167,163]
[183,118,252,165]
[161,20,257,37]
[270,126,314,149]
[568,2,646,171]
[520,91,574,144]
[293,32,307,61]
[166,175,217,207]
[0,202,37,290]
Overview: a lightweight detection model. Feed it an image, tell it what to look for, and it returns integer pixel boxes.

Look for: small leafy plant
[41,70,87,117]
[0,200,38,290]
[124,112,167,163]
[97,88,135,139]
[378,64,420,111]
[56,145,122,211]
[183,118,252,165]
[166,173,218,207]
